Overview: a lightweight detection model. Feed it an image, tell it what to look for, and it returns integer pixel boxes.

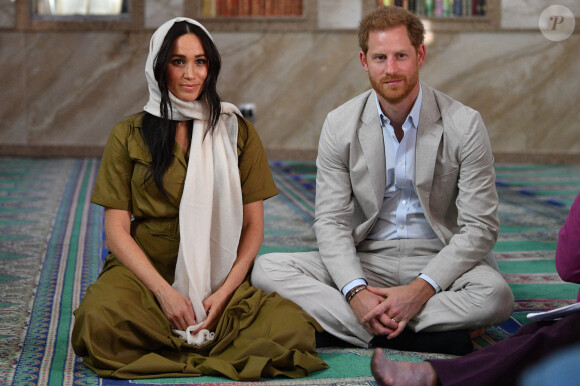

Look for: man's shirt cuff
[342,278,368,296]
[419,273,441,293]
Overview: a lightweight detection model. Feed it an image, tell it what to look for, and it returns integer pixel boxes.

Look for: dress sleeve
[237,116,278,205]
[91,118,135,211]
[555,191,580,288]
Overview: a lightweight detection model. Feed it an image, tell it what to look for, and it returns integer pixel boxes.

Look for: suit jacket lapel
[415,83,443,212]
[358,90,386,209]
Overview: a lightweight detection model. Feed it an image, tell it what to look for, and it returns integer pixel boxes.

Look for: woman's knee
[73,272,144,343]
[72,289,116,355]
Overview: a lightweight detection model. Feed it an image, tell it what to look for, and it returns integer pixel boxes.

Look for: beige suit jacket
[313,82,500,292]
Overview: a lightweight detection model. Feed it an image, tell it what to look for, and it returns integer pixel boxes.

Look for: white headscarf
[143,18,243,345]
[144,17,213,120]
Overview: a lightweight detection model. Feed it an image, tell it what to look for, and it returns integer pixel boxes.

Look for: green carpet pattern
[1,158,579,385]
[494,164,580,325]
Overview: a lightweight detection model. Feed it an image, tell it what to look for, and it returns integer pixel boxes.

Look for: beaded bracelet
[346,284,367,304]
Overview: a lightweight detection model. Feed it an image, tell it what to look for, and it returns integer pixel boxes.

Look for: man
[252,6,513,354]
[371,191,580,386]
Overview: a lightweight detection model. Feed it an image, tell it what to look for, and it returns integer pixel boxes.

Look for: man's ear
[360,51,369,72]
[416,44,426,67]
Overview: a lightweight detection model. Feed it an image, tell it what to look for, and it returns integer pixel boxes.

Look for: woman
[72,17,327,381]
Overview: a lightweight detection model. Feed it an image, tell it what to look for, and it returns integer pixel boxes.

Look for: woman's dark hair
[141,21,222,198]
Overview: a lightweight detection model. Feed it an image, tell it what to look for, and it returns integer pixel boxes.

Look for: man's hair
[358,6,425,54]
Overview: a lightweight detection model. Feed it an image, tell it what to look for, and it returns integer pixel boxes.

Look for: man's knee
[452,266,514,326]
[469,270,514,325]
[251,253,284,291]
[488,276,515,322]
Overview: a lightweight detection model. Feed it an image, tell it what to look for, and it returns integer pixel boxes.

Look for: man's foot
[371,348,438,386]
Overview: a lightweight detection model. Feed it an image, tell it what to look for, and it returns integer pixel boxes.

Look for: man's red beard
[370,71,419,105]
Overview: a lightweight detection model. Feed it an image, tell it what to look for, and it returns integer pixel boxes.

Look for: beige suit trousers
[251,238,513,348]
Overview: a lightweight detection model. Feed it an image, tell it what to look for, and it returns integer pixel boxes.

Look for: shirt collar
[375,84,423,130]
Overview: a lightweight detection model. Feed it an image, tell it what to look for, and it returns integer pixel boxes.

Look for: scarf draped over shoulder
[143,17,243,345]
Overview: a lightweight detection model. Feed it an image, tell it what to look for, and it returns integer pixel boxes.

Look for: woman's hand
[194,288,232,333]
[155,284,197,331]
[193,200,265,333]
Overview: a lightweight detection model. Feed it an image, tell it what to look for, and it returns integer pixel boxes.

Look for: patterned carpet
[1,158,579,385]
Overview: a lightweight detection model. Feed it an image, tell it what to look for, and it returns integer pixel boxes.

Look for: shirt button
[402,200,407,205]
[399,225,405,230]
[397,162,403,167]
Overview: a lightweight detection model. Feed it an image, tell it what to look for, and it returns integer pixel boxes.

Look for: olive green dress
[71,113,327,380]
